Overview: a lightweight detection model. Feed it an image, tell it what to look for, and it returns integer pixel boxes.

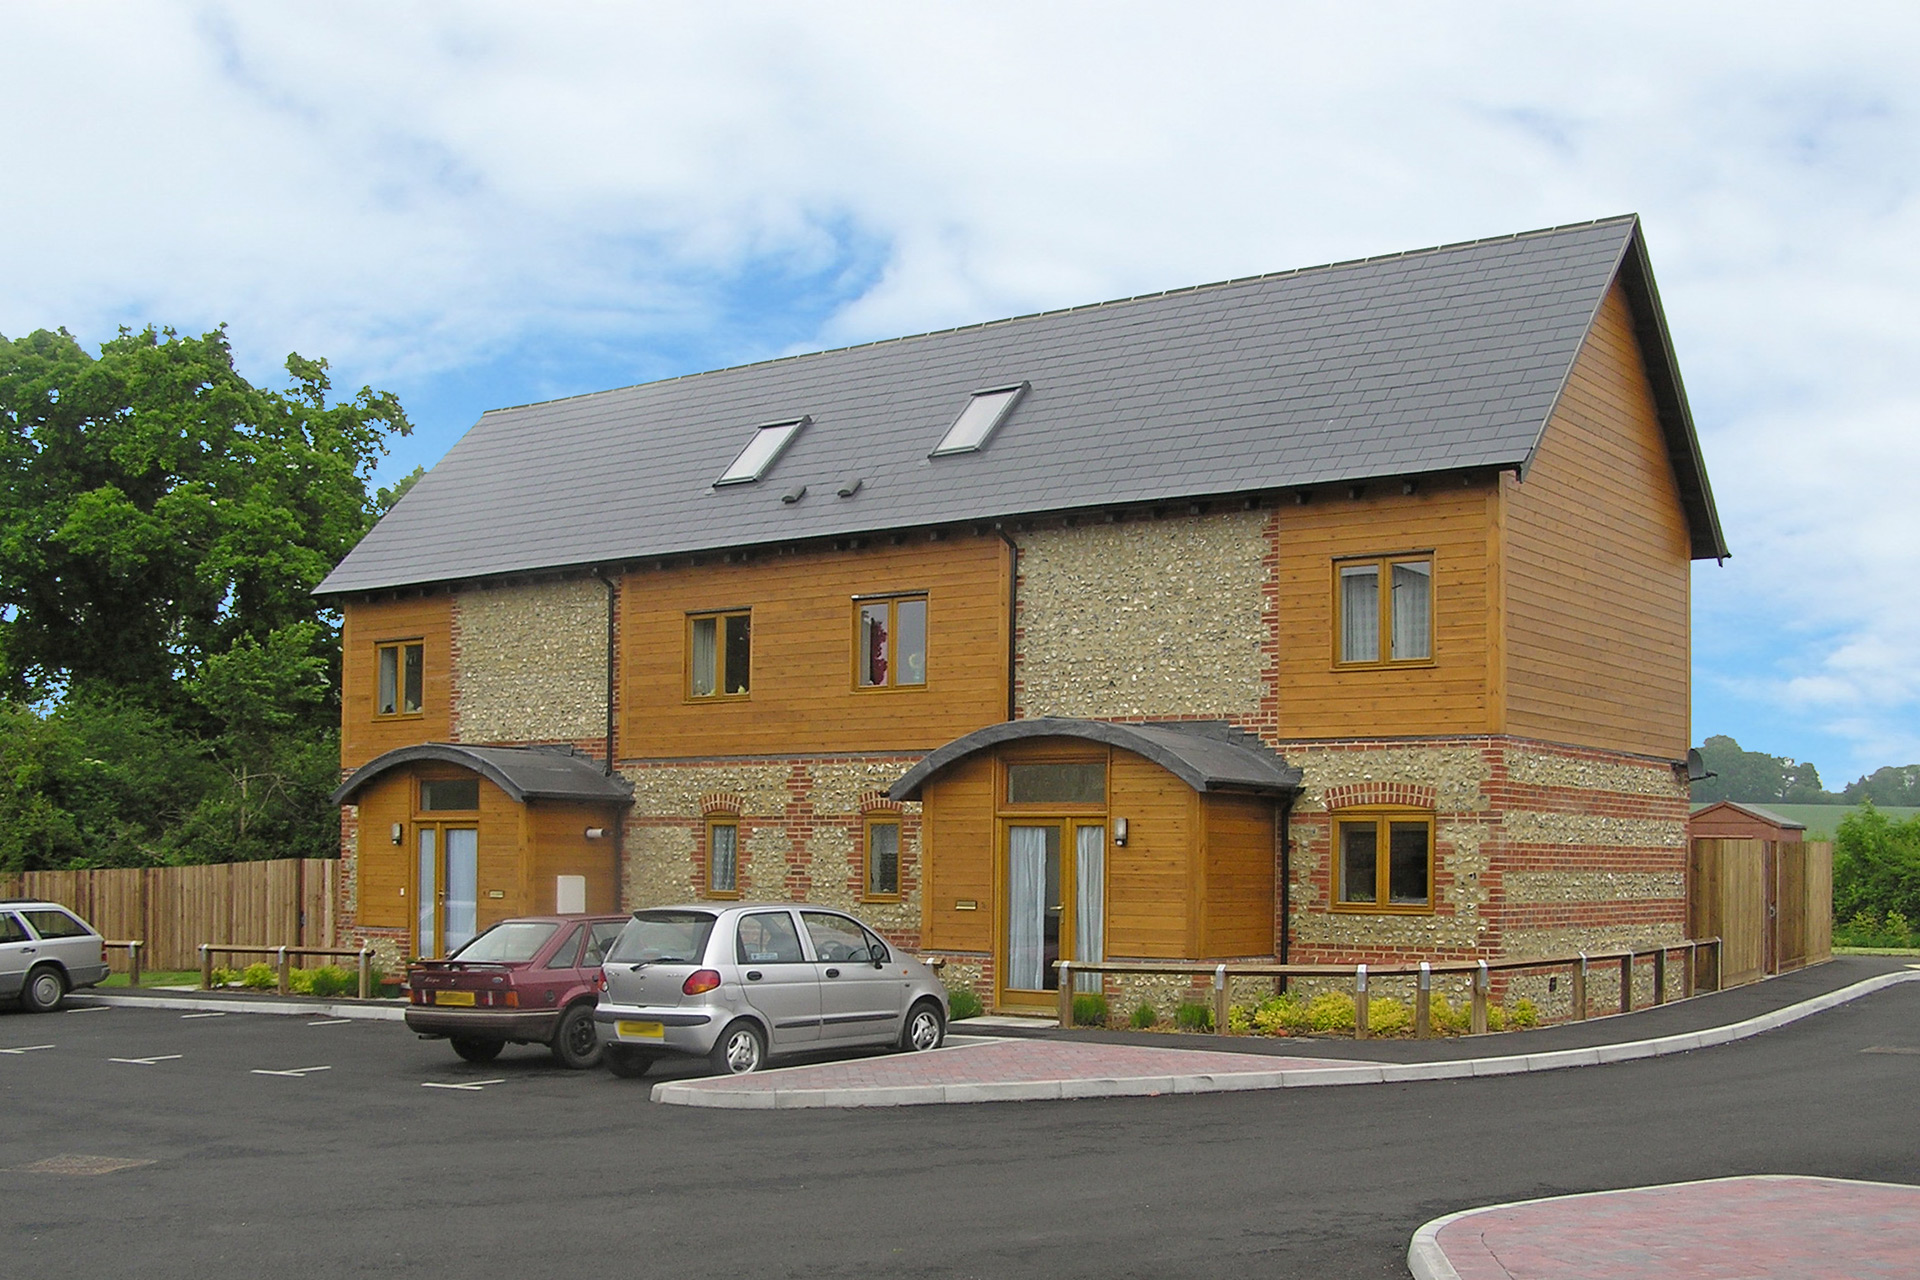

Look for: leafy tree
[1691,734,1839,805]
[1832,803,1920,926]
[1842,765,1920,808]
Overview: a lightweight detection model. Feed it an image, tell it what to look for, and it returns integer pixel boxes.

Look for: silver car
[1,900,110,1012]
[592,903,949,1076]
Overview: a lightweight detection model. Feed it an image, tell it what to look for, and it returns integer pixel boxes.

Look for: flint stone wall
[454,579,607,743]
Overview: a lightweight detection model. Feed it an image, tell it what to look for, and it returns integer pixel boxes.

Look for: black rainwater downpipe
[1278,794,1294,994]
[996,528,1018,722]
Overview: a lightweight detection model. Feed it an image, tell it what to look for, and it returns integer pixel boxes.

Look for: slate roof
[888,719,1301,801]
[331,744,634,807]
[319,214,1724,596]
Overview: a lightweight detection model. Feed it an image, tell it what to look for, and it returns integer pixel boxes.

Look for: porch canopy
[888,717,1301,801]
[332,743,635,807]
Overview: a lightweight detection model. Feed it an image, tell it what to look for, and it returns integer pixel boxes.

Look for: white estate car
[0,900,110,1012]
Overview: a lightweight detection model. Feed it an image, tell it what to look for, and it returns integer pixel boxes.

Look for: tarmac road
[3,976,1917,1280]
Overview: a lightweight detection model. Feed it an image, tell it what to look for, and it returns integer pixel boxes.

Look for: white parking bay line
[181,1012,227,1020]
[306,1019,352,1027]
[251,1065,332,1078]
[0,1045,56,1055]
[422,1079,505,1091]
[67,1005,110,1013]
[109,1055,183,1066]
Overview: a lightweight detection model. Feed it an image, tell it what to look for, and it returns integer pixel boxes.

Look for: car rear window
[22,909,92,939]
[607,911,716,966]
[450,921,559,964]
[583,921,623,967]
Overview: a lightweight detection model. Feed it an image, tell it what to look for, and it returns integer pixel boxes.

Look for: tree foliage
[1841,765,1920,808]
[1832,804,1920,927]
[0,325,408,872]
[1690,734,1836,805]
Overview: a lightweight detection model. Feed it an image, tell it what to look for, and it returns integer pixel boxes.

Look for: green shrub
[1305,991,1357,1033]
[1071,993,1110,1027]
[1226,1003,1254,1034]
[946,985,984,1021]
[1427,992,1472,1034]
[288,968,316,995]
[209,966,240,986]
[1507,997,1539,1028]
[1252,993,1309,1035]
[1174,1001,1213,1032]
[1888,910,1912,941]
[307,965,355,998]
[1366,997,1412,1036]
[1129,1002,1158,1029]
[240,962,276,990]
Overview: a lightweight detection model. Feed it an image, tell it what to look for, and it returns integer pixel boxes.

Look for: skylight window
[931,384,1027,456]
[715,417,809,486]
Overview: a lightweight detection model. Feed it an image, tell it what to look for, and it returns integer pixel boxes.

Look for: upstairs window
[377,642,424,716]
[854,594,927,689]
[1336,555,1432,665]
[1333,810,1433,912]
[931,384,1026,456]
[688,610,751,698]
[716,417,808,485]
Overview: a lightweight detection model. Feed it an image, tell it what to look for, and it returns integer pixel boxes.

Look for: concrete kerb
[81,991,408,1021]
[650,970,1920,1109]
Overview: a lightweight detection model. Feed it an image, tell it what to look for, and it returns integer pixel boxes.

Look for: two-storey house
[322,215,1725,1015]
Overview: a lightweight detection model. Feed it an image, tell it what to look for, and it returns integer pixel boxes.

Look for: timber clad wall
[1501,283,1692,760]
[341,594,453,769]
[618,536,1010,757]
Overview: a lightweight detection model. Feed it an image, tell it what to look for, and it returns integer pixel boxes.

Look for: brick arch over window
[857,791,905,816]
[700,791,745,817]
[1320,781,1437,813]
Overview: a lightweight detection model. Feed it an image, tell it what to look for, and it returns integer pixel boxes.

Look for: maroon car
[405,914,627,1069]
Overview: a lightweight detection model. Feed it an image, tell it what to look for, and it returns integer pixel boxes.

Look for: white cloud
[4,0,1920,773]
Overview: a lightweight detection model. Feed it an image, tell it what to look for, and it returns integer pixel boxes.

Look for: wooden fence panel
[1777,841,1809,971]
[1803,841,1833,965]
[0,860,339,973]
[1691,837,1765,987]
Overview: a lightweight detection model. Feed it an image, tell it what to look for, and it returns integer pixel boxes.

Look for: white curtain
[691,617,717,695]
[1007,827,1047,990]
[1074,825,1105,994]
[1341,566,1379,662]
[1391,561,1432,660]
[416,829,437,956]
[444,829,479,954]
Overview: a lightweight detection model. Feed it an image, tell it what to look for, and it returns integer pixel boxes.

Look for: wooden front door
[996,818,1106,1011]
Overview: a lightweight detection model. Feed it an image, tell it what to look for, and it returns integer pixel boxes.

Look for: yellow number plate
[433,990,477,1006]
[617,1020,665,1039]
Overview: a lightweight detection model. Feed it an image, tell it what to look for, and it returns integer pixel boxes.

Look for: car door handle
[825,968,840,979]
[746,970,763,981]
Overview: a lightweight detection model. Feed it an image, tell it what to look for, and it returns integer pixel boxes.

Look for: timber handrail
[104,939,145,987]
[198,943,378,999]
[1052,938,1723,1039]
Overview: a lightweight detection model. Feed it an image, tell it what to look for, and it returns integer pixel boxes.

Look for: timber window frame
[376,641,424,717]
[705,819,741,898]
[862,816,902,901]
[1333,554,1434,667]
[687,609,752,700]
[852,593,928,690]
[1331,808,1435,914]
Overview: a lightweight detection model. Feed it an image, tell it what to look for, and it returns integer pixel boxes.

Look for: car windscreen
[606,911,717,966]
[449,921,559,964]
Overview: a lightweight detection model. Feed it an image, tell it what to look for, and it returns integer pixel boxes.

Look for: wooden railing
[1053,938,1724,1038]
[198,944,377,999]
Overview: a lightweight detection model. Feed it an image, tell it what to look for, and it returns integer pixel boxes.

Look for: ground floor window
[864,817,901,899]
[707,819,739,896]
[1333,810,1433,911]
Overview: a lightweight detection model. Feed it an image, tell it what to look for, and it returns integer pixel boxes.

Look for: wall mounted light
[584,827,607,840]
[1113,817,1128,846]
[390,823,403,845]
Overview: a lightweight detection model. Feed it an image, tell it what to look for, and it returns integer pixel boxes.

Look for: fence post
[1573,952,1588,1021]
[1415,961,1432,1039]
[1354,964,1369,1040]
[1653,948,1667,1006]
[1056,963,1074,1028]
[200,943,213,990]
[1471,960,1489,1035]
[1212,964,1229,1035]
[1706,938,1722,992]
[1620,952,1633,1014]
[1683,942,1696,999]
[358,947,372,1000]
[128,940,142,989]
[276,945,290,996]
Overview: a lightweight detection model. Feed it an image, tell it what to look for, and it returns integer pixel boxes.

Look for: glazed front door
[998,821,1105,1009]
[416,826,479,958]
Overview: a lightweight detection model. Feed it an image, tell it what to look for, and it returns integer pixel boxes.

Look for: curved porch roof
[332,743,634,807]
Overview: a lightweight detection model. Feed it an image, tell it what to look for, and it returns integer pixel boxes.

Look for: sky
[3,3,1917,785]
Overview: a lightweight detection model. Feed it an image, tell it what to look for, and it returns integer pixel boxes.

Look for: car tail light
[596,971,608,994]
[503,990,519,1007]
[682,969,722,996]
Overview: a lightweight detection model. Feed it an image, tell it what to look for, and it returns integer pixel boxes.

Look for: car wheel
[549,1004,604,1070]
[21,965,66,1013]
[604,1045,656,1079]
[709,1020,766,1075]
[900,998,945,1052]
[449,1035,504,1064]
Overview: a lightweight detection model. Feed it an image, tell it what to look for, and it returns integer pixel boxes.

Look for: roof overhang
[332,743,634,807]
[888,718,1301,802]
